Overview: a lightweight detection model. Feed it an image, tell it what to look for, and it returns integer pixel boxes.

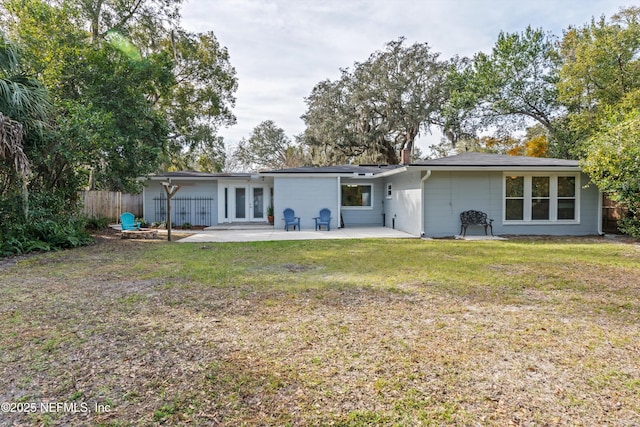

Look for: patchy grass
[0,234,639,426]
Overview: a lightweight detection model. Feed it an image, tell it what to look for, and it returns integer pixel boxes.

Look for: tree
[558,7,640,151]
[70,0,183,45]
[3,0,237,188]
[0,113,28,184]
[558,7,640,236]
[0,30,50,212]
[234,120,305,171]
[0,32,48,182]
[67,0,238,173]
[301,38,448,165]
[3,0,173,192]
[301,77,362,165]
[454,27,570,157]
[581,110,640,236]
[158,30,237,171]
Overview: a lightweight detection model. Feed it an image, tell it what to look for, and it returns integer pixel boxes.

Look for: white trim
[502,173,581,225]
[261,166,411,179]
[416,166,580,172]
[341,182,374,210]
[218,180,272,223]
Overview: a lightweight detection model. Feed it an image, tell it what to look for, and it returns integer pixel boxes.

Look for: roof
[145,153,580,181]
[147,171,253,179]
[265,164,404,175]
[411,152,579,168]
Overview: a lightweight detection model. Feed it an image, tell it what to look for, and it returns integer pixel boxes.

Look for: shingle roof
[149,171,252,178]
[266,164,404,175]
[411,152,579,167]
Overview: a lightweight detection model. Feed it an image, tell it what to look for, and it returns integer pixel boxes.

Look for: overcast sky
[181,0,624,151]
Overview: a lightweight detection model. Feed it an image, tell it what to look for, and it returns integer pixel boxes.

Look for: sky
[180,0,624,152]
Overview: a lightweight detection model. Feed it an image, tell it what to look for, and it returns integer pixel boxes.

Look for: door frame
[218,181,271,223]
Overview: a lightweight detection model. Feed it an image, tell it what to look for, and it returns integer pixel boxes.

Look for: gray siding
[274,177,339,230]
[422,171,600,237]
[340,177,385,227]
[383,170,422,236]
[143,180,218,226]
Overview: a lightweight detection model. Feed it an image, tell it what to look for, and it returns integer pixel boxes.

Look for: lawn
[0,233,639,426]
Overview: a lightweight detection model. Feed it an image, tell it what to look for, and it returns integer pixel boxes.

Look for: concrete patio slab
[177,226,416,243]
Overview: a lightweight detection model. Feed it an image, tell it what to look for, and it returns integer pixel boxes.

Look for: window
[531,177,550,220]
[503,174,579,223]
[386,183,392,199]
[342,184,373,208]
[557,176,576,219]
[505,176,524,220]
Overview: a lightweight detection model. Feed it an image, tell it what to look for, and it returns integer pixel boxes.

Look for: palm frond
[0,31,20,75]
[0,76,51,124]
[0,112,30,178]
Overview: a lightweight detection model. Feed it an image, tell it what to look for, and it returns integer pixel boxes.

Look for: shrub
[85,216,112,231]
[0,192,93,257]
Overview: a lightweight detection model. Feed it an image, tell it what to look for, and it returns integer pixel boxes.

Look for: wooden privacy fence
[602,193,628,234]
[78,191,143,221]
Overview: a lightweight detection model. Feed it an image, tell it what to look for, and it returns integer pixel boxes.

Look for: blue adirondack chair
[120,212,141,231]
[314,208,331,231]
[283,208,301,231]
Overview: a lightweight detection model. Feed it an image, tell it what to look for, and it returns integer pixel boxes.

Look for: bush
[181,222,192,229]
[85,216,112,231]
[0,192,93,257]
[618,216,640,238]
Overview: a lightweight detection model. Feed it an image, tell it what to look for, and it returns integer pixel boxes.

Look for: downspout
[598,189,604,236]
[337,176,342,229]
[420,170,432,237]
[142,184,146,225]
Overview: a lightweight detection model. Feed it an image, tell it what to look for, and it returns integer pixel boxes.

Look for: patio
[177,225,416,243]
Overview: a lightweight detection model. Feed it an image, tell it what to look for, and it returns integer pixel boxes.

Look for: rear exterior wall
[273,176,339,230]
[382,170,423,236]
[422,171,600,237]
[143,180,218,226]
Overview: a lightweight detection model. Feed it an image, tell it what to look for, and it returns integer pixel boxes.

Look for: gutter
[414,166,582,172]
[419,170,432,237]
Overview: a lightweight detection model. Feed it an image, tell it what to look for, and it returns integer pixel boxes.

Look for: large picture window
[503,174,579,223]
[342,184,372,208]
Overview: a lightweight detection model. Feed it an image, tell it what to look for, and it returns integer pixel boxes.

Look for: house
[142,171,273,227]
[141,153,603,237]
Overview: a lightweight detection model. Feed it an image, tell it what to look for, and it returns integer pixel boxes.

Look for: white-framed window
[503,174,579,223]
[386,183,393,199]
[341,183,373,209]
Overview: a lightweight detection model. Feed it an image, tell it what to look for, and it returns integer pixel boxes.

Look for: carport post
[162,181,180,241]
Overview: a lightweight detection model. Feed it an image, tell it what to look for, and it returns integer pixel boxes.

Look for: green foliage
[301,38,448,165]
[0,0,237,254]
[85,216,112,231]
[158,30,237,172]
[0,192,92,256]
[559,7,640,150]
[445,26,571,157]
[581,110,640,236]
[234,120,306,171]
